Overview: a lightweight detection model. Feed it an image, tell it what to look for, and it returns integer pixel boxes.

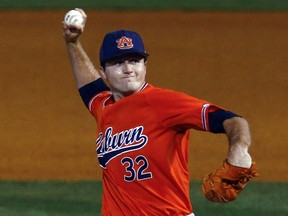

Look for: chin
[126,81,140,89]
[123,82,142,94]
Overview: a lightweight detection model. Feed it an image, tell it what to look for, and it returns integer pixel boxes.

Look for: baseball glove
[201,160,259,203]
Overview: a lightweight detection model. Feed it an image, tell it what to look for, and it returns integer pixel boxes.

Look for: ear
[99,66,107,80]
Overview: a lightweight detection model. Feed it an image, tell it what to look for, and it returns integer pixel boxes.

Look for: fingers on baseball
[71,8,87,29]
[63,19,83,33]
[75,8,87,19]
[62,24,82,43]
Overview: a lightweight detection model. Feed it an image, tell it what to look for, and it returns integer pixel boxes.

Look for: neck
[112,82,147,102]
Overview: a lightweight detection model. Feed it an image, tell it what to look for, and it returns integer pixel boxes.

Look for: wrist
[65,36,80,44]
[227,152,252,168]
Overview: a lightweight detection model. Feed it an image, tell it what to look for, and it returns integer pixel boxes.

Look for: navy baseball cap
[99,30,149,66]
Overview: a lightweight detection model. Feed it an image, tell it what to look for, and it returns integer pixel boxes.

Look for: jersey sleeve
[78,78,112,121]
[147,88,224,131]
[208,110,240,133]
[78,78,110,109]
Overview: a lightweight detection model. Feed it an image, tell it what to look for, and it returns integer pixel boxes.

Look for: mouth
[122,76,135,79]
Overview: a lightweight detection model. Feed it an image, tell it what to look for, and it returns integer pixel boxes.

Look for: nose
[123,60,133,73]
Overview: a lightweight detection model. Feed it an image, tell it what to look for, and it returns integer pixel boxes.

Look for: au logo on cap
[116,36,134,50]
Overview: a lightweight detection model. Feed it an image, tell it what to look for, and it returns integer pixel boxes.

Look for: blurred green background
[1,0,288,10]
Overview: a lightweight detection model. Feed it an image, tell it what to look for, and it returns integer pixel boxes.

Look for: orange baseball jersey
[87,82,223,216]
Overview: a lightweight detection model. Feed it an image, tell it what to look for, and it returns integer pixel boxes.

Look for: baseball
[64,9,84,28]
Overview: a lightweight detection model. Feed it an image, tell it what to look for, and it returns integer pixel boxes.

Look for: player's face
[100,54,147,101]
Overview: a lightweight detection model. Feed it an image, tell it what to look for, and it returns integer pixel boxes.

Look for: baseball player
[63,9,259,216]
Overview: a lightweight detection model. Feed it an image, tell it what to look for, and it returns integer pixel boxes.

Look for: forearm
[223,117,252,168]
[66,40,101,89]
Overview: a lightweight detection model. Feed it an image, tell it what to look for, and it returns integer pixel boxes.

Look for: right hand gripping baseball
[63,8,87,43]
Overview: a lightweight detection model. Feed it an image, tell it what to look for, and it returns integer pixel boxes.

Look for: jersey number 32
[121,155,153,182]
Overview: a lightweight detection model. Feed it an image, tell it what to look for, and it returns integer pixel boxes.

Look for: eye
[129,58,141,63]
[115,60,124,65]
[133,58,140,62]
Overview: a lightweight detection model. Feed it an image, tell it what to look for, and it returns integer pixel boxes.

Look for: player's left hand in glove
[201,160,259,203]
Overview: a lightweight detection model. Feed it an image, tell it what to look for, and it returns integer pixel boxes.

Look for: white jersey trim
[201,103,210,131]
[139,82,148,91]
[88,92,112,112]
[103,94,113,108]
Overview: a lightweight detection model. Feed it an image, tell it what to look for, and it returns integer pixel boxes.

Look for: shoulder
[79,78,111,109]
[89,91,113,113]
[143,85,201,105]
[144,85,190,98]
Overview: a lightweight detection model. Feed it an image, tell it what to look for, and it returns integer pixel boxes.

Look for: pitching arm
[63,8,101,89]
[223,117,252,168]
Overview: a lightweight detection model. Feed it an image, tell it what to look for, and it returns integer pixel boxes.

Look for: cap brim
[102,50,149,64]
